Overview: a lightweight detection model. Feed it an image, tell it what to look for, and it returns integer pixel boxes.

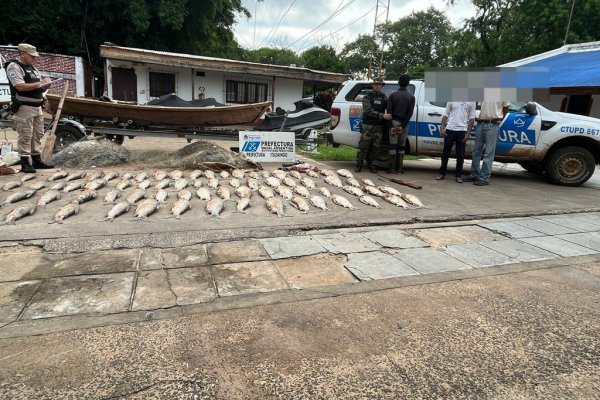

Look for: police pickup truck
[329,80,600,186]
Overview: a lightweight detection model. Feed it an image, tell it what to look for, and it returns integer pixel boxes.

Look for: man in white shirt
[436,101,476,183]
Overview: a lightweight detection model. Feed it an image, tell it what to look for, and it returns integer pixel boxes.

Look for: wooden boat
[46,94,272,127]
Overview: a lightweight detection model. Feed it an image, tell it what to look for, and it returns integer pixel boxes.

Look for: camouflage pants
[356,124,382,163]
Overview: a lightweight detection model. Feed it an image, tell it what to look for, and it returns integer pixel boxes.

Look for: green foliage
[249,47,300,66]
[298,144,357,161]
[312,88,338,112]
[300,45,347,73]
[339,34,379,79]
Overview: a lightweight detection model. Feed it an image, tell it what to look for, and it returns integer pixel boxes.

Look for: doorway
[111,68,137,102]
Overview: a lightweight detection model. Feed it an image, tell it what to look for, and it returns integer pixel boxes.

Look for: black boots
[20,157,36,173]
[396,154,404,174]
[355,160,363,173]
[32,154,54,169]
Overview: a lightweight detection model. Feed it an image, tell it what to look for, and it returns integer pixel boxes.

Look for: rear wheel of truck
[518,161,545,174]
[54,124,85,153]
[544,146,596,186]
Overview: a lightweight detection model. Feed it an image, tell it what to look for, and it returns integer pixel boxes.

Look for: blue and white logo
[242,141,261,152]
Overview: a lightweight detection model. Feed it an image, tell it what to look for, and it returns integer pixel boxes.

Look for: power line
[258,0,298,48]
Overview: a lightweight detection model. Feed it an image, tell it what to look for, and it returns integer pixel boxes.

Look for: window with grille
[226,80,268,104]
[149,71,176,97]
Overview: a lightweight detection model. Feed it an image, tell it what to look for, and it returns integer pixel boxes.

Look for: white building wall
[194,69,225,103]
[273,77,303,111]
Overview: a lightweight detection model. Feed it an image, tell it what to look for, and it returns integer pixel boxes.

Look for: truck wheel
[544,146,596,186]
[54,124,85,153]
[518,161,544,174]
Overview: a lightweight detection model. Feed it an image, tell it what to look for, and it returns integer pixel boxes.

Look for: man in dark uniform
[5,43,53,173]
[387,74,415,173]
[357,76,391,173]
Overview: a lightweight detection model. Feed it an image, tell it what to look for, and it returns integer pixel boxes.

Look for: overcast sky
[234,0,477,53]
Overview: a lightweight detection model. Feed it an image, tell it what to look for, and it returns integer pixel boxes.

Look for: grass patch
[298,143,421,161]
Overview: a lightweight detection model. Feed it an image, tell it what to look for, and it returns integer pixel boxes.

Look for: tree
[339,34,379,79]
[249,47,300,66]
[300,45,346,73]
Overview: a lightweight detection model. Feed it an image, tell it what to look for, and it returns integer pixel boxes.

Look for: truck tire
[518,161,544,174]
[544,146,596,186]
[54,124,85,153]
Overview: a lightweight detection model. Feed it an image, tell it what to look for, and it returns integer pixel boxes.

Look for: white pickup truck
[329,80,600,186]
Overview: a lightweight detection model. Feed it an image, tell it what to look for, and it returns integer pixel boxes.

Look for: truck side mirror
[525,102,537,116]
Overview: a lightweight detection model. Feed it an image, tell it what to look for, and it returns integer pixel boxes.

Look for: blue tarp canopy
[521,50,600,88]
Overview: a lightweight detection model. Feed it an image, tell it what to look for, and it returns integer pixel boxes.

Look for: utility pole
[564,0,576,46]
[367,0,391,79]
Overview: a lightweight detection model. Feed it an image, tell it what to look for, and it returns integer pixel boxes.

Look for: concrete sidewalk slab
[537,215,600,232]
[480,239,558,262]
[21,273,134,320]
[413,225,505,247]
[361,229,428,249]
[519,236,598,257]
[557,232,600,252]
[167,267,216,305]
[512,218,577,235]
[212,261,288,297]
[312,232,381,254]
[478,221,545,239]
[260,236,327,259]
[346,251,419,280]
[44,250,139,279]
[392,248,471,274]
[138,248,162,270]
[274,253,356,288]
[207,240,269,264]
[132,270,177,311]
[0,252,46,283]
[0,280,41,324]
[444,243,514,268]
[161,245,209,268]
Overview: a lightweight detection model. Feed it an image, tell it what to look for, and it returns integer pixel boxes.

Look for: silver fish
[290,196,310,213]
[52,202,79,223]
[260,170,271,178]
[85,178,107,191]
[138,179,152,190]
[126,188,147,204]
[3,189,37,206]
[122,172,134,180]
[154,189,168,203]
[37,189,61,207]
[3,181,22,191]
[206,198,224,217]
[101,201,130,222]
[178,189,193,201]
[343,185,364,197]
[275,186,294,200]
[258,186,275,199]
[331,195,355,210]
[66,170,86,181]
[364,186,385,197]
[2,203,36,225]
[248,171,260,179]
[272,170,286,180]
[28,181,46,191]
[282,176,297,187]
[265,176,281,188]
[347,178,362,188]
[173,178,189,191]
[229,178,241,188]
[189,170,203,180]
[324,175,343,188]
[170,198,191,218]
[236,197,251,213]
[20,173,36,182]
[383,195,410,209]
[265,197,285,218]
[300,177,316,189]
[378,185,402,197]
[219,170,231,179]
[192,179,204,189]
[309,195,329,211]
[336,169,354,179]
[72,189,98,204]
[204,170,216,179]
[47,170,68,181]
[361,178,375,187]
[402,193,424,208]
[116,179,132,191]
[319,187,332,198]
[359,195,380,208]
[231,169,245,179]
[246,178,259,191]
[320,169,336,177]
[293,185,311,198]
[134,198,159,219]
[306,170,320,178]
[154,178,171,190]
[104,171,119,181]
[63,181,84,193]
[103,188,122,204]
[235,186,253,199]
[153,170,168,181]
[207,178,219,189]
[169,170,183,180]
[49,181,66,191]
[289,170,302,179]
[86,170,104,182]
[216,186,231,200]
[196,188,211,201]
[135,171,149,182]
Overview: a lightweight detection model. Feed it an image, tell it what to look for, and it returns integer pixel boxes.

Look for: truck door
[495,107,540,158]
[414,84,445,155]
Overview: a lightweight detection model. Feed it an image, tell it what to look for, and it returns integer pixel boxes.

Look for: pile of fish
[0,167,424,225]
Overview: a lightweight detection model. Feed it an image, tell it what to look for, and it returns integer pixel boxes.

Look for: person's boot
[386,156,395,173]
[395,154,404,174]
[355,160,363,173]
[368,162,377,173]
[31,154,54,169]
[20,157,36,173]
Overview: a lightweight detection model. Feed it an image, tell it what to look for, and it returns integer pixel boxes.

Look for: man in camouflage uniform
[356,76,391,173]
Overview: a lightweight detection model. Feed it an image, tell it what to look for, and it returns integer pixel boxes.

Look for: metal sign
[239,131,295,162]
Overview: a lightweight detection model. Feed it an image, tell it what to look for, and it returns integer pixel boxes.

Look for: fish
[258,186,275,199]
[319,187,331,198]
[154,189,168,203]
[104,171,119,181]
[248,171,260,179]
[265,197,285,218]
[66,170,87,181]
[229,178,241,188]
[219,170,231,179]
[306,170,320,178]
[103,188,122,204]
[207,178,219,189]
[173,178,189,191]
[86,170,105,182]
[170,198,191,218]
[63,181,84,193]
[320,169,336,177]
[216,186,231,200]
[196,188,211,200]
[331,195,355,210]
[101,201,130,222]
[116,179,132,191]
[178,189,193,201]
[189,170,204,180]
[20,173,36,182]
[192,179,204,189]
[343,185,364,197]
[1,203,36,225]
[361,178,375,187]
[309,195,329,211]
[51,202,79,223]
[347,177,362,188]
[293,185,311,198]
[336,169,354,178]
[275,186,293,200]
[235,186,253,199]
[28,181,46,191]
[358,195,380,208]
[260,170,271,178]
[289,170,302,179]
[72,189,98,204]
[282,177,297,187]
[169,170,183,180]
[153,170,168,181]
[137,179,152,190]
[3,189,37,207]
[232,169,245,179]
[363,186,385,197]
[324,175,343,188]
[246,178,259,191]
[235,197,251,213]
[378,185,402,197]
[47,170,68,182]
[265,176,281,188]
[290,196,310,213]
[154,178,172,190]
[126,188,147,204]
[37,190,61,207]
[272,170,286,180]
[402,193,424,208]
[206,198,224,217]
[134,198,159,220]
[3,181,22,191]
[49,181,66,191]
[300,177,316,189]
[122,172,134,180]
[134,171,149,182]
[204,170,216,179]
[85,178,107,191]
[383,195,410,209]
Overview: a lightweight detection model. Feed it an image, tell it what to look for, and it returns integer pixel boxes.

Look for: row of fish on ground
[0,167,424,224]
